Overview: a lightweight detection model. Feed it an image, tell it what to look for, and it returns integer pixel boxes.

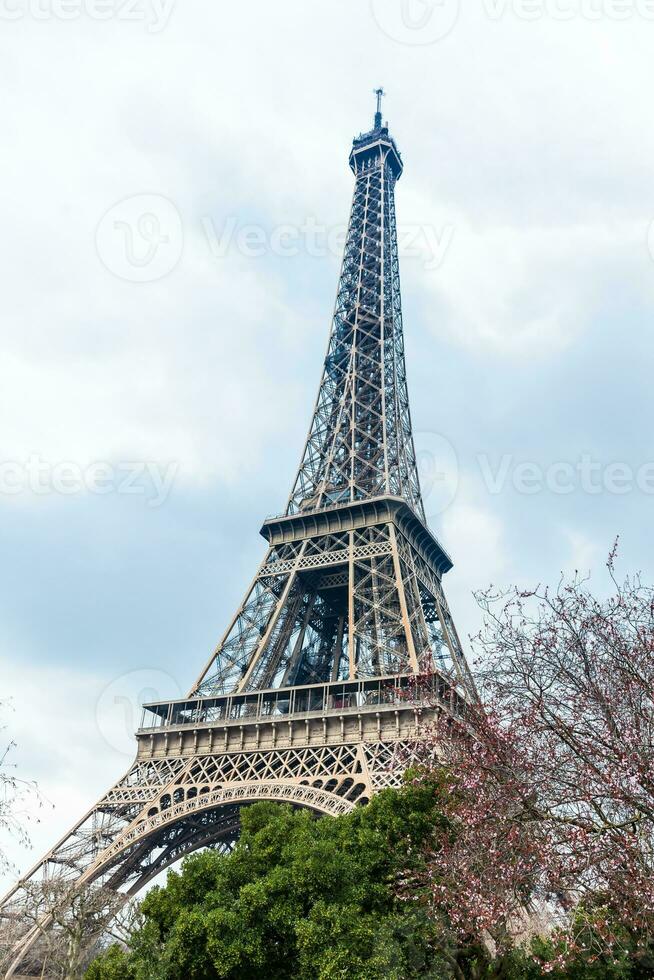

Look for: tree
[86,782,470,980]
[1,879,135,980]
[0,705,48,976]
[0,702,35,877]
[84,784,649,980]
[413,545,654,966]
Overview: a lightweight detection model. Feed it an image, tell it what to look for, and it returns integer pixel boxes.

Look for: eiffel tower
[1,91,476,975]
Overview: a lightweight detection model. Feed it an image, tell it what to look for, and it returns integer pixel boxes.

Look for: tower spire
[374,86,385,129]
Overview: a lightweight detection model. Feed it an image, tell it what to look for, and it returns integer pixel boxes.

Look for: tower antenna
[374,86,385,129]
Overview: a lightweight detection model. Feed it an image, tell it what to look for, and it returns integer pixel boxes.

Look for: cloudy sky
[2,0,654,889]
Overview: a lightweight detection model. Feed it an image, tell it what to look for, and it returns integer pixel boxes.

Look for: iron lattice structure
[0,98,476,976]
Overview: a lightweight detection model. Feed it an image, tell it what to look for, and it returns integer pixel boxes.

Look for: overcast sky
[2,0,654,889]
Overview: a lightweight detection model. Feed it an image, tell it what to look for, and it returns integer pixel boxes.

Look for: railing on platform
[138,672,466,734]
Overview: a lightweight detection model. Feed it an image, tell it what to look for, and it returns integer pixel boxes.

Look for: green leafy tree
[87,779,466,980]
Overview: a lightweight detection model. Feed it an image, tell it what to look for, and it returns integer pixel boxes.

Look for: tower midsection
[190,494,472,702]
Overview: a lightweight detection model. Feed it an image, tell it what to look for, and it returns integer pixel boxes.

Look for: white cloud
[561,528,604,578]
[418,219,646,355]
[438,492,508,645]
[399,153,652,356]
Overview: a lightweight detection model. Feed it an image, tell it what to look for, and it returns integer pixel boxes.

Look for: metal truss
[0,101,478,976]
[286,122,423,520]
[193,515,475,698]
